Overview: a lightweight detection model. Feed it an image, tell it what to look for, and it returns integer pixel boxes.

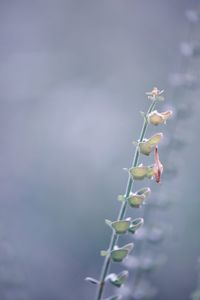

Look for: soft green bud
[128,193,145,208]
[138,133,163,156]
[139,140,153,156]
[111,218,131,234]
[106,270,129,287]
[111,249,129,262]
[129,165,148,180]
[111,243,134,262]
[128,187,151,208]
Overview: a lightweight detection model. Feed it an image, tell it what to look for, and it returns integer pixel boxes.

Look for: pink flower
[153,146,163,183]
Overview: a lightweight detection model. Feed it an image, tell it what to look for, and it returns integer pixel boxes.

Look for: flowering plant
[86,87,172,300]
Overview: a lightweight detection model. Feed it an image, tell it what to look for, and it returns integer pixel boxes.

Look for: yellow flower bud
[147,110,173,125]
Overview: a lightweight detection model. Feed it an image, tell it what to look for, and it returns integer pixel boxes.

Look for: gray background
[0,0,200,299]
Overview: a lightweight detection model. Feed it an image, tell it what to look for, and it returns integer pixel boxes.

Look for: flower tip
[145,87,164,101]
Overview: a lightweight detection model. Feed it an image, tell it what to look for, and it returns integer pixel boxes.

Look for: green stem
[96,100,157,300]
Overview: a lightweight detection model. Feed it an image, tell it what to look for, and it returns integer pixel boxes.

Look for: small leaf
[117,195,125,202]
[105,219,112,227]
[100,250,109,257]
[140,111,147,121]
[85,277,99,285]
[132,141,138,146]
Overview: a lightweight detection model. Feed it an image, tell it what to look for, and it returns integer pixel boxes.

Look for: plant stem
[96,99,157,300]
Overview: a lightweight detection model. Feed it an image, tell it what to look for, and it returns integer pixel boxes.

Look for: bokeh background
[0,0,200,299]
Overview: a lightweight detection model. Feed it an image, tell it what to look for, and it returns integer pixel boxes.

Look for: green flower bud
[111,243,134,262]
[111,218,131,234]
[128,218,144,234]
[106,270,129,287]
[129,165,148,180]
[138,133,163,156]
[128,187,151,208]
[128,194,145,208]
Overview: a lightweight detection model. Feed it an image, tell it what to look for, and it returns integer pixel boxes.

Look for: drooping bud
[153,146,163,183]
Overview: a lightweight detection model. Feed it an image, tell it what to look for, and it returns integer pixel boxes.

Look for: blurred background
[0,0,200,299]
